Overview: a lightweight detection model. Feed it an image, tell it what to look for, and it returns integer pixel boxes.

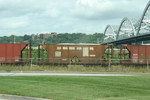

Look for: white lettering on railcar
[90,55,95,57]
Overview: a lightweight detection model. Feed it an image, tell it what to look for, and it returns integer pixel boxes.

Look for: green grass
[0,76,150,100]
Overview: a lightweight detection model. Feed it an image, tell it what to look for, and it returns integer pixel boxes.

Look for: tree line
[0,33,103,46]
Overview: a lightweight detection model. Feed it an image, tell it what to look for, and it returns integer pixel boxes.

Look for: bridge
[101,1,150,45]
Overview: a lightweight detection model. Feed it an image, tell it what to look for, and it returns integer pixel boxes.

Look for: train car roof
[57,43,100,45]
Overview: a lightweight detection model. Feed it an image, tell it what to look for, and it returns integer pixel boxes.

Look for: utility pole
[97,38,100,44]
[14,35,16,43]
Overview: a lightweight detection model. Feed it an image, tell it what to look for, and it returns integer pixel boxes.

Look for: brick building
[32,32,57,40]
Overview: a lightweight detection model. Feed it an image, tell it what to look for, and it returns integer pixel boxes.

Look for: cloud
[0,0,148,36]
[72,0,146,20]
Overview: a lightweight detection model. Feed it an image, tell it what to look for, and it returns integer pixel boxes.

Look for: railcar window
[69,47,75,50]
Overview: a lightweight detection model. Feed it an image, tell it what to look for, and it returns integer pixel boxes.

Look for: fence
[0,58,149,72]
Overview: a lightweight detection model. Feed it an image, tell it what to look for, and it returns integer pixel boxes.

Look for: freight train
[0,43,150,65]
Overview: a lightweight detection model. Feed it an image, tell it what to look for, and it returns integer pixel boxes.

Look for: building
[32,32,57,40]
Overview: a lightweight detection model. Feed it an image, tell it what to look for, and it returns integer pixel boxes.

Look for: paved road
[0,73,132,76]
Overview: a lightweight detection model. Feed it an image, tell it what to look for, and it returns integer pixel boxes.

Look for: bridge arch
[137,1,150,35]
[103,25,118,42]
[117,17,139,40]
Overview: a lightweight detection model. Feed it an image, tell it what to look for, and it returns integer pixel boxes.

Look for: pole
[30,58,32,71]
[108,59,111,70]
[14,35,16,43]
[69,59,71,71]
[147,59,149,72]
[97,38,100,44]
[38,44,40,62]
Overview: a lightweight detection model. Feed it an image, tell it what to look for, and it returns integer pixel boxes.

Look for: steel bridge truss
[117,18,140,40]
[103,25,118,42]
[103,1,150,43]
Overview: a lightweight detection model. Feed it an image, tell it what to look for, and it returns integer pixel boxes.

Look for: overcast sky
[0,0,149,36]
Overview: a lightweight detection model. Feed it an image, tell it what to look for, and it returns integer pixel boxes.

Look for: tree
[24,34,31,41]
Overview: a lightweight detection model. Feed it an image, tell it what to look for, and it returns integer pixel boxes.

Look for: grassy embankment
[0,64,148,72]
[0,76,150,100]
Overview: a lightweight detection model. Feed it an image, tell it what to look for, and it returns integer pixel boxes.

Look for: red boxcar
[120,45,150,64]
[0,43,31,63]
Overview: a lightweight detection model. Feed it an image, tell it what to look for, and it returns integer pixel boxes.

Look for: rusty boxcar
[38,44,113,64]
[120,44,150,64]
[0,43,31,63]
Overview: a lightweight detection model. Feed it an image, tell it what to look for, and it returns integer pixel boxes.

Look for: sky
[0,0,149,36]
